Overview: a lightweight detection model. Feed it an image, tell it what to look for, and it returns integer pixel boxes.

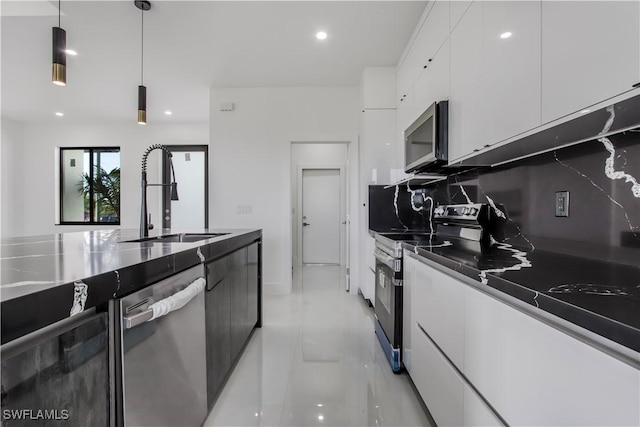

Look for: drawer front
[412,257,465,369]
[411,321,464,427]
[463,383,504,426]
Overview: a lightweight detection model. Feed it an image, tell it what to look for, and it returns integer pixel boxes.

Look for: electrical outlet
[555,191,569,217]
[236,205,253,214]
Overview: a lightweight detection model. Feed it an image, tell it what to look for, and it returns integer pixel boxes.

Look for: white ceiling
[1,1,426,124]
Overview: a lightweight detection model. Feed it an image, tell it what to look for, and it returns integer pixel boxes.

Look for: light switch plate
[555,191,569,217]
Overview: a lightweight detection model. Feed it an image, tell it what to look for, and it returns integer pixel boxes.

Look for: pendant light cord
[141,6,144,85]
[58,0,61,27]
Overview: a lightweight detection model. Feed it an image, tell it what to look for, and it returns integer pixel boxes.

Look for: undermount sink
[122,233,230,243]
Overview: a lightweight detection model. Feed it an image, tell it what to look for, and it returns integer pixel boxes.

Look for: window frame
[59,147,121,225]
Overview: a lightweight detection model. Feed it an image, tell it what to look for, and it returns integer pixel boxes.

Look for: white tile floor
[203,265,434,427]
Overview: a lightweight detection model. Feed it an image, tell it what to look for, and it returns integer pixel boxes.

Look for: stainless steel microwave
[404,100,448,173]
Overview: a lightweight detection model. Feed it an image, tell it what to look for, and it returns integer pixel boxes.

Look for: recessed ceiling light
[165,111,172,115]
[500,32,512,39]
[55,112,64,116]
[65,49,77,56]
[318,415,324,421]
[385,143,391,146]
[316,31,327,40]
[579,109,591,114]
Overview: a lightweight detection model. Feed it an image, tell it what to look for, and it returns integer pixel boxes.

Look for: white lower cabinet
[412,320,465,427]
[404,253,640,426]
[463,384,503,427]
[412,252,465,370]
[465,285,640,426]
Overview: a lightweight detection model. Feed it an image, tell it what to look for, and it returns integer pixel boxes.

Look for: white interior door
[302,169,341,264]
[163,148,207,229]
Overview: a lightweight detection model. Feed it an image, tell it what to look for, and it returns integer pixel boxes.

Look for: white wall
[1,118,25,238]
[209,87,359,295]
[0,120,208,237]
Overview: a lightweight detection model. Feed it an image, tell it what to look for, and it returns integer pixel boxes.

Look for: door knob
[303,222,310,227]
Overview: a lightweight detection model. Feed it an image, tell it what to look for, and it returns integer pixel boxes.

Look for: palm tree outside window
[60,147,120,224]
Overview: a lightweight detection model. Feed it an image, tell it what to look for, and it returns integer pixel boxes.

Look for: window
[60,147,120,225]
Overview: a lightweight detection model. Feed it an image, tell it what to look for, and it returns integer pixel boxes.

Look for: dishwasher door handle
[123,277,206,329]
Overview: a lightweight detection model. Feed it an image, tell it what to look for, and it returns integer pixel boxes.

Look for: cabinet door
[463,383,504,426]
[450,0,473,32]
[205,257,231,408]
[396,88,414,163]
[413,257,465,369]
[541,1,640,123]
[413,39,450,121]
[1,313,109,427]
[464,285,640,426]
[411,320,464,427]
[482,1,541,145]
[230,247,249,362]
[449,0,485,161]
[247,243,259,330]
[361,109,397,183]
[397,53,419,106]
[402,255,416,374]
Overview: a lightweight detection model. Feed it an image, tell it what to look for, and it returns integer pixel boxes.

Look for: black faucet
[140,144,179,239]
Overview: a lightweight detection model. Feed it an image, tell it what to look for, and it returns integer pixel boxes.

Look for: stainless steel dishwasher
[119,264,207,427]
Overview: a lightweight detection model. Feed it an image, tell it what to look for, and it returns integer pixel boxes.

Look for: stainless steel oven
[372,203,508,373]
[373,236,404,373]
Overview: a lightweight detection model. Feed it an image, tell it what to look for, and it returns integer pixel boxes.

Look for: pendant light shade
[135,0,151,125]
[52,1,66,86]
[138,85,147,125]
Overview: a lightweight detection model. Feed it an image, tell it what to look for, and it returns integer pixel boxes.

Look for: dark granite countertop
[399,236,640,354]
[1,228,262,344]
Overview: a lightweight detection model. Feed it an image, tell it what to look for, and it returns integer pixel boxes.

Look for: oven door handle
[122,277,206,329]
[374,248,396,270]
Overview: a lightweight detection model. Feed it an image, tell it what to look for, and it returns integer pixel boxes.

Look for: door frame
[162,145,209,229]
[297,164,346,266]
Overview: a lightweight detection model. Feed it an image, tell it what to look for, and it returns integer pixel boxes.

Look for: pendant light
[52,0,66,86]
[135,0,151,125]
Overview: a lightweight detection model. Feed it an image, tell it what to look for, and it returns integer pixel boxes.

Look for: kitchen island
[1,229,262,426]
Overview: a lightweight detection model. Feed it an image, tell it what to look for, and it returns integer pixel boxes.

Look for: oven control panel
[433,203,484,222]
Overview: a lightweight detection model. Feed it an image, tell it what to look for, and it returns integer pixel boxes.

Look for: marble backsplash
[370,126,640,266]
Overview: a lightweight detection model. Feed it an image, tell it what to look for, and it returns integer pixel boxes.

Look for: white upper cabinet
[481,1,541,146]
[450,1,542,162]
[450,0,473,32]
[397,0,450,112]
[414,39,451,123]
[396,87,414,162]
[417,0,450,70]
[541,1,640,123]
[449,0,485,161]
